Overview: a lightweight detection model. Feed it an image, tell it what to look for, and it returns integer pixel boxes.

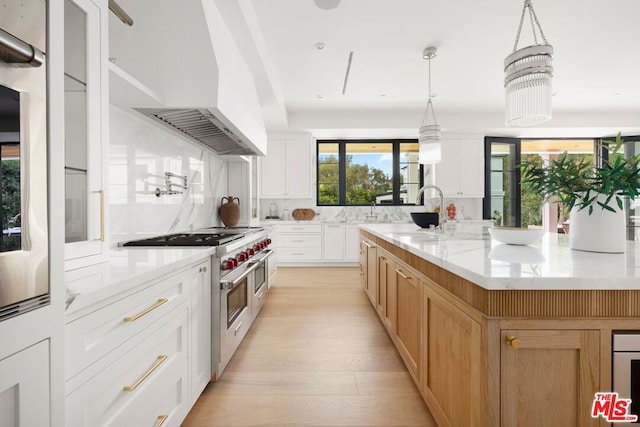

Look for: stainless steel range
[121,226,273,379]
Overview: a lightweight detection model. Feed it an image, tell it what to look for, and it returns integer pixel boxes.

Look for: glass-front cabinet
[64,0,107,269]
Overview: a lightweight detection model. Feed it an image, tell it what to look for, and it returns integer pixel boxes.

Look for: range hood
[110,0,267,156]
[135,108,260,156]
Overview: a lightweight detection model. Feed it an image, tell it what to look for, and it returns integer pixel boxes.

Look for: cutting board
[292,208,316,220]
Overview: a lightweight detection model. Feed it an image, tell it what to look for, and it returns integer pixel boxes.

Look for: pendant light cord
[513,0,549,52]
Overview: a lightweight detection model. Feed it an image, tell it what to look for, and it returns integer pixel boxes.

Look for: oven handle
[220,261,259,291]
[253,248,274,263]
[0,28,44,67]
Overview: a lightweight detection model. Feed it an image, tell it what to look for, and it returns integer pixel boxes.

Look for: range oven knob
[239,251,248,261]
[223,259,235,270]
[253,244,261,252]
[247,247,255,256]
[260,241,267,249]
[266,238,272,245]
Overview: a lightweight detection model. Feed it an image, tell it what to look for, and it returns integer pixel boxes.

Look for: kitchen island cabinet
[360,223,640,427]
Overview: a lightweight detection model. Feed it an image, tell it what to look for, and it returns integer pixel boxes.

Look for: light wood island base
[361,230,640,427]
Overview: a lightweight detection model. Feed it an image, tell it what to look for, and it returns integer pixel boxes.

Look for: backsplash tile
[109,105,228,245]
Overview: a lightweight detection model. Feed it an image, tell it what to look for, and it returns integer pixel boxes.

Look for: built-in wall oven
[0,1,49,321]
[613,333,640,422]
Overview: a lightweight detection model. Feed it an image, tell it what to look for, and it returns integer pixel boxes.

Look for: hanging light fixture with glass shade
[419,46,441,164]
[504,0,553,127]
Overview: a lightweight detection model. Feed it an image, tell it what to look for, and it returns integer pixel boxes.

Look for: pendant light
[418,47,441,164]
[504,0,553,127]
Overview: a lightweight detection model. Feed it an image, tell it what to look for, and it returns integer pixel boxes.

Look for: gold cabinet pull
[395,269,411,280]
[380,256,386,261]
[123,298,168,322]
[94,189,105,241]
[156,415,168,427]
[505,335,521,349]
[123,355,167,392]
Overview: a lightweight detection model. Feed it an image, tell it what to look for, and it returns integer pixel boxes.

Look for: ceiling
[219,0,640,138]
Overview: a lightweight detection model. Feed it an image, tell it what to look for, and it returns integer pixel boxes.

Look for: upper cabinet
[64,0,108,270]
[435,138,484,198]
[260,138,312,198]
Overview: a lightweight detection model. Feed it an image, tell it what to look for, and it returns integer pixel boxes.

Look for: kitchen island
[359,223,640,427]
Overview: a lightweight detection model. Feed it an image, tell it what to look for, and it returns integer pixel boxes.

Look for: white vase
[569,194,626,253]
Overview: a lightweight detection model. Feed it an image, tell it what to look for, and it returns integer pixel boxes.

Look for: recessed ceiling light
[380,94,386,97]
[316,94,324,99]
[613,92,622,96]
[314,42,326,51]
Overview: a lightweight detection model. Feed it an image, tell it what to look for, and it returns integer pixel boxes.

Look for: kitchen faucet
[366,201,377,222]
[415,185,445,231]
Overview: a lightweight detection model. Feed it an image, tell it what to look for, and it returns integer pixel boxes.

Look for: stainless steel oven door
[0,1,49,321]
[614,351,640,422]
[218,260,258,375]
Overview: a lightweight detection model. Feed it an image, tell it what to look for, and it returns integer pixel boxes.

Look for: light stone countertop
[64,247,215,317]
[359,223,640,290]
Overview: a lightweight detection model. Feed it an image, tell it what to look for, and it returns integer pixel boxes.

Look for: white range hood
[110,0,267,156]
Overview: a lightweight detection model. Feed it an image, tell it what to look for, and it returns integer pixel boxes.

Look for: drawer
[277,224,322,233]
[277,234,322,248]
[65,269,189,381]
[66,308,189,427]
[277,247,322,261]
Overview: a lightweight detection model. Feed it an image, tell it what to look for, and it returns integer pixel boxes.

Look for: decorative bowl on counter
[410,212,439,228]
[488,226,545,246]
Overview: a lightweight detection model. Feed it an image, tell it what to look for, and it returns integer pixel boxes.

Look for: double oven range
[122,226,273,378]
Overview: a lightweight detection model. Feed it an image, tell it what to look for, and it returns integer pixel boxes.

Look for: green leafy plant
[520,133,640,215]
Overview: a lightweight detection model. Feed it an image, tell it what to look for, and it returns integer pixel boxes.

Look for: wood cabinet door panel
[423,286,482,427]
[501,329,600,427]
[394,263,421,382]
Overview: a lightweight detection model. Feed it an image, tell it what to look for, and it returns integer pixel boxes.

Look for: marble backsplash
[260,198,483,223]
[109,105,228,245]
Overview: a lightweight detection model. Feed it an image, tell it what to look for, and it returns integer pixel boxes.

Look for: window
[317,140,423,206]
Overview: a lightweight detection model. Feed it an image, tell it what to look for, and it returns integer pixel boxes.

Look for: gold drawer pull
[395,269,411,280]
[380,256,386,261]
[123,355,167,392]
[505,335,521,349]
[156,415,168,427]
[124,298,168,322]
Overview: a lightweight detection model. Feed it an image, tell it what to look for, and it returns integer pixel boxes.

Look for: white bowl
[488,227,545,246]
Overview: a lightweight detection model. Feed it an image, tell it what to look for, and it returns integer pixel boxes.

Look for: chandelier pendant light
[504,0,553,127]
[419,47,441,164]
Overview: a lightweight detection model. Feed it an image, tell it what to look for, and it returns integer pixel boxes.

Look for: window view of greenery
[489,139,596,229]
[317,141,421,206]
[317,143,340,205]
[1,144,21,252]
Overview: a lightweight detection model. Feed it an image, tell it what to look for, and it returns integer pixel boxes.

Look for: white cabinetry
[276,224,322,262]
[64,0,108,269]
[65,258,211,427]
[322,223,360,263]
[190,259,211,405]
[435,138,484,198]
[260,138,312,198]
[345,224,361,262]
[66,308,189,427]
[0,341,50,426]
[323,223,345,261]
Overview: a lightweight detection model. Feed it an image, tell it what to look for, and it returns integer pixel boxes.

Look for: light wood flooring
[182,267,436,427]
